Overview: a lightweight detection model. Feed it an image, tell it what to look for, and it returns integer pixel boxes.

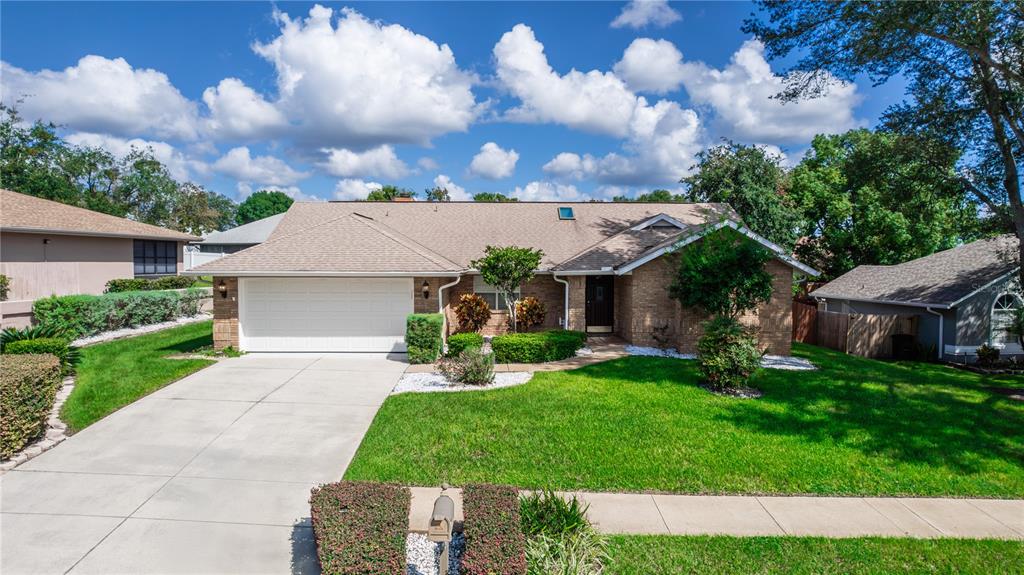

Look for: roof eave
[181,270,466,277]
[1,226,198,242]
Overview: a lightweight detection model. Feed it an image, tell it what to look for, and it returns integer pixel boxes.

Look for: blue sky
[1,1,906,202]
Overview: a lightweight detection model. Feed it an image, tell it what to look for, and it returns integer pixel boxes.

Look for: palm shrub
[455,293,492,332]
[438,347,494,385]
[0,324,70,352]
[514,296,546,331]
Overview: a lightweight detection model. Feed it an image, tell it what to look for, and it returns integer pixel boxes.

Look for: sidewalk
[408,487,1024,540]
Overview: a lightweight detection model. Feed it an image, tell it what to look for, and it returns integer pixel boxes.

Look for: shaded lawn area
[604,535,1024,575]
[345,344,1024,497]
[61,321,214,431]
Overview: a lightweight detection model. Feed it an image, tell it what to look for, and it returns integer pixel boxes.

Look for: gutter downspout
[553,274,570,329]
[926,307,944,361]
[438,276,462,341]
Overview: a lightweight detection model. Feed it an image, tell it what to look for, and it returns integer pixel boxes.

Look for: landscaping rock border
[626,345,817,370]
[71,313,212,347]
[393,372,532,394]
[406,532,463,575]
[0,374,74,473]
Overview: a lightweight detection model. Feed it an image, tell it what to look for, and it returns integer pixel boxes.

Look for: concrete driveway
[1,353,407,575]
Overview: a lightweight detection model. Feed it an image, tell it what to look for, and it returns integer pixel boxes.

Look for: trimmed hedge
[1,354,62,459]
[447,332,484,357]
[105,276,194,293]
[491,330,587,363]
[310,481,410,575]
[406,313,444,364]
[33,289,205,339]
[462,484,527,575]
[4,338,76,373]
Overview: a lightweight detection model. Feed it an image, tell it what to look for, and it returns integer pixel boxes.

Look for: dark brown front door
[585,275,614,332]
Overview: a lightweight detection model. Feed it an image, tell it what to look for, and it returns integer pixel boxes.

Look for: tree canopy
[366,185,416,202]
[424,186,451,202]
[612,189,686,203]
[472,192,518,203]
[669,229,775,319]
[236,190,293,225]
[471,245,543,332]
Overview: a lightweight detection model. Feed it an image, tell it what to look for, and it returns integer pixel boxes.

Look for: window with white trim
[991,293,1021,344]
[473,276,519,311]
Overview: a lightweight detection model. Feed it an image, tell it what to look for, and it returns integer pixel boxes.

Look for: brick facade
[442,274,568,335]
[212,276,239,350]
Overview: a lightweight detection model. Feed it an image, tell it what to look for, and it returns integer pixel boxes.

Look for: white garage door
[239,277,414,352]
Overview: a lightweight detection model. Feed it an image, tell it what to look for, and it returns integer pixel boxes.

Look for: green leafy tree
[472,192,518,202]
[745,0,1024,284]
[168,183,238,235]
[471,246,544,332]
[681,141,801,250]
[790,129,979,279]
[366,185,416,202]
[612,189,686,203]
[424,186,451,202]
[237,190,294,224]
[205,190,238,231]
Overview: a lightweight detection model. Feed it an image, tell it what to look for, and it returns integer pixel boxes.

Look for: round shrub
[514,296,546,331]
[455,293,492,332]
[696,316,762,390]
[438,347,495,385]
[447,332,484,356]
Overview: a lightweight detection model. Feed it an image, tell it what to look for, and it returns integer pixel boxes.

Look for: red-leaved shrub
[461,484,527,575]
[310,481,410,575]
[455,293,492,332]
[513,296,546,331]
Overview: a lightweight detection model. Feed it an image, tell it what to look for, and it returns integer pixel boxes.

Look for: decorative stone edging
[0,375,75,474]
[71,313,212,348]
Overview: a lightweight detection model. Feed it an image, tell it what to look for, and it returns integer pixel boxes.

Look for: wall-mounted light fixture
[421,280,430,299]
[217,280,228,299]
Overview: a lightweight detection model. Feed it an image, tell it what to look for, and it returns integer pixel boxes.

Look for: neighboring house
[811,235,1020,361]
[188,201,817,354]
[0,189,198,327]
[185,213,284,270]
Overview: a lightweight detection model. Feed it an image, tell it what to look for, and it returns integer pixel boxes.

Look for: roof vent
[558,206,575,220]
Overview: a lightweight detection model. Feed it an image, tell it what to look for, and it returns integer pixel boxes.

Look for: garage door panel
[240,277,414,352]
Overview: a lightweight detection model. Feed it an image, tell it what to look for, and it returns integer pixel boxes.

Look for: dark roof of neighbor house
[188,201,815,275]
[810,235,1019,308]
[0,189,198,241]
[195,213,284,246]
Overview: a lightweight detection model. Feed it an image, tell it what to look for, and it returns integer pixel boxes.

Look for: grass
[345,344,1024,497]
[61,321,214,431]
[604,535,1024,574]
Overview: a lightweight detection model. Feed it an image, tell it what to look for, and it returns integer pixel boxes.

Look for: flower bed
[310,481,410,575]
[461,484,527,575]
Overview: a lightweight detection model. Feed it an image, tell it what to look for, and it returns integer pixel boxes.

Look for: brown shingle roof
[0,189,198,241]
[553,222,689,272]
[810,235,1019,307]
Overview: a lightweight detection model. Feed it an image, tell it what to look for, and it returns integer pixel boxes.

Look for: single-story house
[0,189,199,327]
[811,235,1021,361]
[187,201,817,354]
[185,213,284,270]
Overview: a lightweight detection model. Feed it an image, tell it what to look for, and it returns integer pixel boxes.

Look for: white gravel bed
[407,532,463,575]
[575,346,594,356]
[393,372,532,394]
[626,345,816,370]
[71,314,211,347]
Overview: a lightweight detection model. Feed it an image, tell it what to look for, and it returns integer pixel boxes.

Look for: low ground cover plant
[461,484,527,575]
[446,332,484,356]
[521,490,607,575]
[105,276,195,293]
[33,289,205,339]
[438,347,494,385]
[492,330,587,363]
[520,489,590,537]
[1,354,62,459]
[310,481,410,575]
[454,293,491,332]
[405,313,443,364]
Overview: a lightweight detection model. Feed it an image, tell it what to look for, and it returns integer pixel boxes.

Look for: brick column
[212,276,239,350]
[566,276,586,331]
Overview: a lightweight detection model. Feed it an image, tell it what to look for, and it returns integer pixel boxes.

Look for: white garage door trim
[239,277,413,352]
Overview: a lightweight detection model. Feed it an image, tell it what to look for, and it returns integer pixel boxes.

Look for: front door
[585,275,614,333]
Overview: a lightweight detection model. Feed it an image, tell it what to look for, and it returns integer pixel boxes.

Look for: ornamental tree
[471,246,544,332]
[670,228,774,319]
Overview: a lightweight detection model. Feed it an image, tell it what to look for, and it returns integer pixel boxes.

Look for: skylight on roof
[558,206,575,220]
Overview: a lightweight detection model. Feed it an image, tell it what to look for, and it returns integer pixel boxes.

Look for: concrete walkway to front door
[1,353,407,575]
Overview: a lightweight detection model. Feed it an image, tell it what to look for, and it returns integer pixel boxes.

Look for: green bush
[0,324,70,351]
[447,332,484,356]
[310,481,410,575]
[0,274,9,301]
[33,289,205,339]
[696,316,762,390]
[405,313,443,364]
[492,330,587,363]
[106,276,195,293]
[462,484,527,575]
[151,276,195,290]
[1,354,62,459]
[520,489,590,538]
[105,278,151,293]
[438,347,495,385]
[976,343,1000,366]
[4,338,78,374]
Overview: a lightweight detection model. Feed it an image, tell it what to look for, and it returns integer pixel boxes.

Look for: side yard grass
[61,320,214,431]
[604,535,1024,575]
[345,343,1024,497]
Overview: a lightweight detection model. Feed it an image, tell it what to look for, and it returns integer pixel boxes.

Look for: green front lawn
[345,344,1024,497]
[62,321,214,431]
[604,535,1024,575]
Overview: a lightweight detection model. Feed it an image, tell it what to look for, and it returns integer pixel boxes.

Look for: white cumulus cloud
[417,157,440,171]
[433,174,471,201]
[333,178,383,200]
[212,146,308,188]
[202,78,288,140]
[321,145,409,179]
[542,152,595,181]
[1,56,199,140]
[613,38,687,94]
[467,142,518,179]
[511,181,586,202]
[610,0,681,29]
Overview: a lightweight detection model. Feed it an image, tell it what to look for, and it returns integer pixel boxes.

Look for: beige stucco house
[188,201,817,355]
[0,189,198,327]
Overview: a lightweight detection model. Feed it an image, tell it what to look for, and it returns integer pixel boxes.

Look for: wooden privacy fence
[815,309,917,358]
[792,300,817,344]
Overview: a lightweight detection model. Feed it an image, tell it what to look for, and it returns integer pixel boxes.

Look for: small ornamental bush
[438,347,494,385]
[150,275,195,290]
[1,354,62,459]
[405,313,444,364]
[4,338,78,374]
[514,296,546,331]
[492,330,587,363]
[447,332,484,356]
[462,484,527,575]
[455,293,492,332]
[696,316,763,391]
[105,276,195,293]
[33,289,205,339]
[523,528,608,575]
[976,343,1000,366]
[309,481,410,575]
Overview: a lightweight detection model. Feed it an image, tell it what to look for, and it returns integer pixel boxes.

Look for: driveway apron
[1,353,407,575]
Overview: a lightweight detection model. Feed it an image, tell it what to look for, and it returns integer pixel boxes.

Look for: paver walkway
[408,487,1024,540]
[1,353,407,575]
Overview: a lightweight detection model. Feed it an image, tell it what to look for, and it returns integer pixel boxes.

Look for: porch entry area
[585,275,614,333]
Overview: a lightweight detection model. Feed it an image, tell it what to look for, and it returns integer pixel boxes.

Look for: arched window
[991,293,1022,344]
